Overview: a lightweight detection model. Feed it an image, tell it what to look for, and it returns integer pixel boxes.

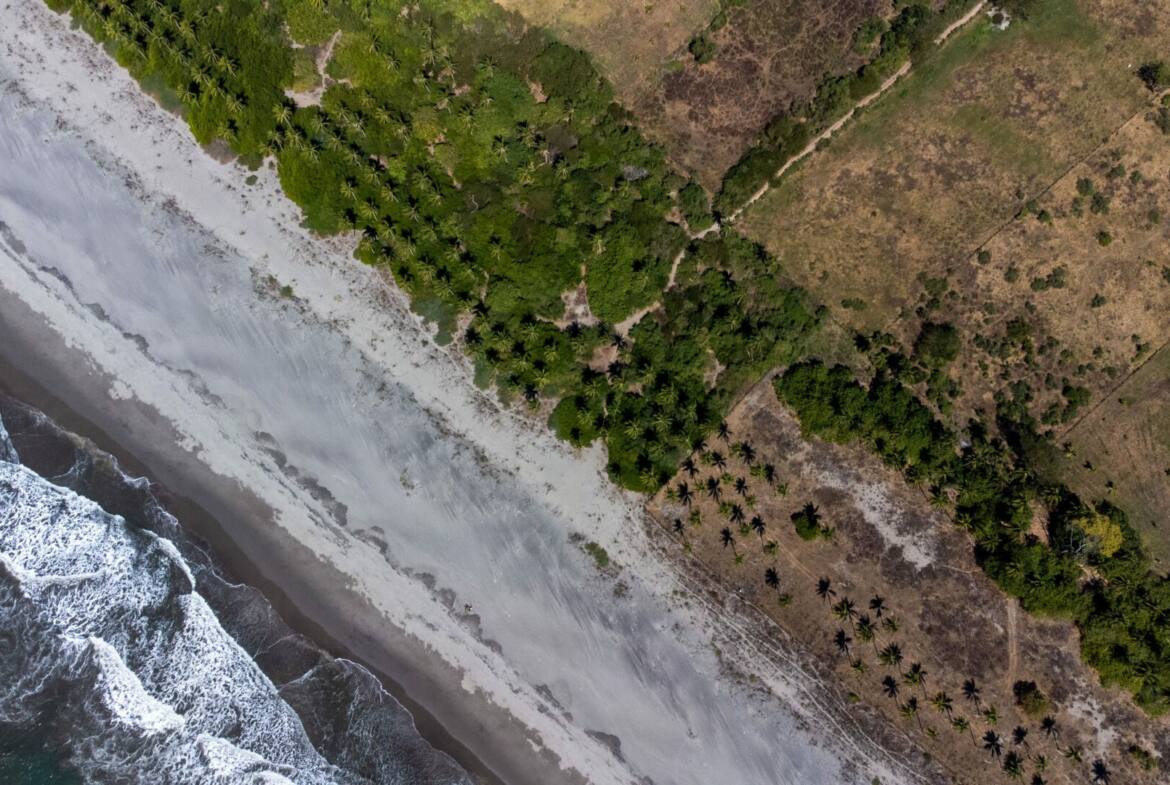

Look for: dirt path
[286,29,342,108]
[1005,600,1019,691]
[725,1,986,225]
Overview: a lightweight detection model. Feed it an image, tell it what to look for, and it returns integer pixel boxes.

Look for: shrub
[913,321,961,367]
[1138,61,1170,91]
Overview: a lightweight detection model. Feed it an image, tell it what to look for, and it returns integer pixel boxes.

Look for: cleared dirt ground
[497,0,890,189]
[650,381,1169,785]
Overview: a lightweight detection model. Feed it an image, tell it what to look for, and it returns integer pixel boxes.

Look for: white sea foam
[0,460,355,784]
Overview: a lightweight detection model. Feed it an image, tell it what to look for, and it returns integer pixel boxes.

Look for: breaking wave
[0,398,472,785]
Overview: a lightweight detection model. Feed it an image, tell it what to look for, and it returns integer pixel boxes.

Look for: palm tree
[930,692,953,718]
[834,629,851,656]
[718,420,731,442]
[982,705,999,725]
[751,515,766,539]
[903,662,927,694]
[734,476,748,497]
[1039,716,1058,739]
[762,463,776,484]
[764,567,780,593]
[881,675,899,700]
[816,577,835,602]
[951,715,972,742]
[855,615,877,652]
[672,519,686,538]
[900,696,921,729]
[720,527,737,556]
[705,476,722,501]
[832,597,857,625]
[879,643,904,669]
[682,456,698,478]
[1062,745,1083,763]
[881,616,899,634]
[738,442,756,465]
[1002,751,1024,781]
[1030,775,1046,785]
[729,504,745,525]
[868,595,887,618]
[711,451,727,470]
[1090,760,1109,785]
[962,678,981,708]
[1011,726,1029,749]
[983,730,1003,759]
[675,482,693,507]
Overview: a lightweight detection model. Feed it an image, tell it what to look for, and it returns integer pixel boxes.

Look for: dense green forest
[51,0,1170,715]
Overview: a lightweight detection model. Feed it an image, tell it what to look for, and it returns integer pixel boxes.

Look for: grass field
[738,1,1159,332]
[497,0,890,189]
[1051,345,1170,569]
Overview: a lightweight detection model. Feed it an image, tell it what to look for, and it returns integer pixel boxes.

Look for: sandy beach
[0,2,929,783]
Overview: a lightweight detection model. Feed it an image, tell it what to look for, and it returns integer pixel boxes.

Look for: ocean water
[0,398,472,785]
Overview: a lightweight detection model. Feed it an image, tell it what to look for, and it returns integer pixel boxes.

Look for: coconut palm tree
[832,597,857,625]
[962,678,981,708]
[718,420,731,442]
[720,527,736,556]
[734,476,748,496]
[1030,775,1046,785]
[682,456,698,478]
[868,595,887,618]
[1090,760,1109,785]
[672,519,686,538]
[982,705,999,725]
[1011,726,1029,749]
[816,577,835,602]
[729,504,745,525]
[931,692,953,718]
[951,715,972,742]
[675,482,693,507]
[738,442,756,465]
[983,730,1003,759]
[881,675,899,700]
[879,643,904,669]
[765,567,780,592]
[1039,716,1058,739]
[1002,751,1024,781]
[900,697,921,729]
[855,615,877,652]
[1062,745,1083,763]
[711,451,727,470]
[903,662,927,694]
[834,629,851,656]
[751,515,766,539]
[705,476,722,501]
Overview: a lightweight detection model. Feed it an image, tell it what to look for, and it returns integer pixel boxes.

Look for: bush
[1138,61,1170,92]
[913,321,961,367]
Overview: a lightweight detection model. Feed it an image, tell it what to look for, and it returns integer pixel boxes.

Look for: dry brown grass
[738,1,1164,333]
[1053,345,1170,570]
[650,381,1170,784]
[496,0,889,189]
[492,0,719,108]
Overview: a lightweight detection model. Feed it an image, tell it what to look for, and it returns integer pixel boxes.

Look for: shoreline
[0,292,561,785]
[0,3,929,783]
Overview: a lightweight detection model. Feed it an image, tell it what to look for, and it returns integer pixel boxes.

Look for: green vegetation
[582,540,611,569]
[775,361,1170,714]
[912,321,960,367]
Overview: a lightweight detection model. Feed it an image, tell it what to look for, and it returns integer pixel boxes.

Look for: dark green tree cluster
[775,361,1170,713]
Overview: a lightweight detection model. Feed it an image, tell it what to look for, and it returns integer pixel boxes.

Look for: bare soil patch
[650,381,1169,785]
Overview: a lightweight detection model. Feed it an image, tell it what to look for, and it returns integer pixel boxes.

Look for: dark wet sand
[0,285,582,785]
